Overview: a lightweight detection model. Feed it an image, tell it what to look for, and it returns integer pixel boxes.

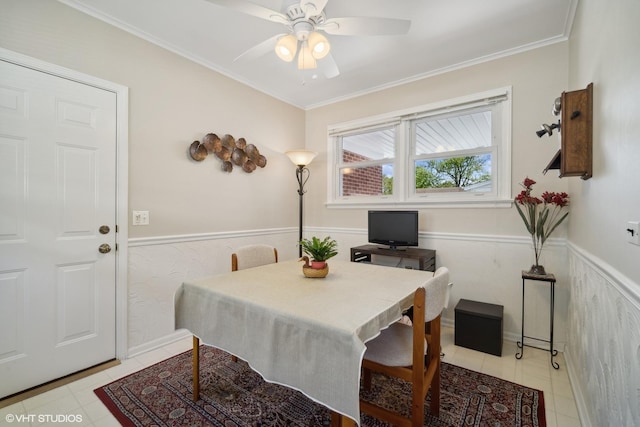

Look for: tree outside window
[415,155,491,191]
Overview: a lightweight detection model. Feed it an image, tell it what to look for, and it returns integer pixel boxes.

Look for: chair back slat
[232,244,278,271]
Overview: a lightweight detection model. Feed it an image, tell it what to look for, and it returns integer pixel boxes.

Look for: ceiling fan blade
[234,33,286,62]
[300,0,328,18]
[319,53,340,79]
[319,17,411,36]
[202,0,287,24]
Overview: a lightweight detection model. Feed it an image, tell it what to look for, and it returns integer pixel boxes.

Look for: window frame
[327,87,512,209]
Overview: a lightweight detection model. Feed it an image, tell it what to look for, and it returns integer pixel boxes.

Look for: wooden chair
[437,281,453,358]
[361,267,450,427]
[426,280,454,359]
[231,244,278,271]
[230,244,278,362]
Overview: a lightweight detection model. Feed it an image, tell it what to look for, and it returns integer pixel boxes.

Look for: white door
[0,59,117,398]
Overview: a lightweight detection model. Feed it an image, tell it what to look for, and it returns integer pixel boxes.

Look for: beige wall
[562,0,640,425]
[304,43,570,241]
[0,0,574,248]
[0,0,305,238]
[567,0,640,281]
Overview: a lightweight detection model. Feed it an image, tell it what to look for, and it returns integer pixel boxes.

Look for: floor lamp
[285,150,317,257]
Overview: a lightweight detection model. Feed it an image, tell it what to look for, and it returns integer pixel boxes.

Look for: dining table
[174,258,436,426]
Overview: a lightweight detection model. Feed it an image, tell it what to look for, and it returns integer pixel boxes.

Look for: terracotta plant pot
[311,261,326,269]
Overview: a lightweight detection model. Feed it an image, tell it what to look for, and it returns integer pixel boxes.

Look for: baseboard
[564,347,593,427]
[127,329,191,358]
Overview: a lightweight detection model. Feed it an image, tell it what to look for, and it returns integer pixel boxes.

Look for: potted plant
[299,236,338,269]
[514,177,569,275]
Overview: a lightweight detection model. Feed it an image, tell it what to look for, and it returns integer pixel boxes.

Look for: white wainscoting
[127,228,299,356]
[127,226,569,356]
[565,243,640,427]
[308,227,570,345]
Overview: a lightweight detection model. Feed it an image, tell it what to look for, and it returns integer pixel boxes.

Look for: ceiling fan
[204,0,411,78]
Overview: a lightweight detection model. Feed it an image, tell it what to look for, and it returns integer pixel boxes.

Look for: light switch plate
[627,221,639,245]
[133,210,149,226]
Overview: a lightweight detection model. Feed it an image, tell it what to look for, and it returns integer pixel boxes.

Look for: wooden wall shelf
[543,83,593,180]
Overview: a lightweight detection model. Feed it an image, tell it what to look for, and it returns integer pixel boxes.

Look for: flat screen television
[368,210,419,250]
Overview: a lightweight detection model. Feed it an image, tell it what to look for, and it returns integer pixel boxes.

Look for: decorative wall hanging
[540,83,593,180]
[189,133,267,173]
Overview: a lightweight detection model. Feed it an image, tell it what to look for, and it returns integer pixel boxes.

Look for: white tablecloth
[174,259,433,424]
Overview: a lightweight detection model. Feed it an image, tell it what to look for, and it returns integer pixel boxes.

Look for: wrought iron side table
[515,271,559,369]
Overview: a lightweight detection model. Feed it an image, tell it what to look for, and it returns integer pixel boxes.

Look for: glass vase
[528,247,546,275]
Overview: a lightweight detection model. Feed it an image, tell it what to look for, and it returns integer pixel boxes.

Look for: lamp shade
[297,40,317,70]
[285,150,317,166]
[275,34,298,62]
[308,31,330,59]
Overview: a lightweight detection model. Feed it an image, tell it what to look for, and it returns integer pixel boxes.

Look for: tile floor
[440,328,582,427]
[0,327,582,426]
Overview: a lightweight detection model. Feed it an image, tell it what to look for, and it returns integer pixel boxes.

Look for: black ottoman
[455,299,503,356]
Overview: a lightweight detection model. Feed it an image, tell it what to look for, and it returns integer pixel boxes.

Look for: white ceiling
[59,0,577,109]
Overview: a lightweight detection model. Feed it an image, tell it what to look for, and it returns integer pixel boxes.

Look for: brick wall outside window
[342,150,384,196]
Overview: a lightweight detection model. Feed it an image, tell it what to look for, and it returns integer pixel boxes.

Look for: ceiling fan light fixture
[275,34,298,62]
[308,31,330,59]
[297,40,317,70]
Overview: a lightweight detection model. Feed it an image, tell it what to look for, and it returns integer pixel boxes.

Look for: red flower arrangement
[514,177,569,274]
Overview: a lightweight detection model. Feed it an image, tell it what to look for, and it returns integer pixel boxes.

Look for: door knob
[99,225,110,234]
[98,244,111,254]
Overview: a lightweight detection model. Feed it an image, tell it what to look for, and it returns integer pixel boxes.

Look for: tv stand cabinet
[350,245,436,272]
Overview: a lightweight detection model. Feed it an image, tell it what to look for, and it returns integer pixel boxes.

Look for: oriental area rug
[95,346,545,427]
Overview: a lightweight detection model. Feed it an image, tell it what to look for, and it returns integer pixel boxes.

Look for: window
[411,107,494,196]
[328,88,511,208]
[339,126,395,197]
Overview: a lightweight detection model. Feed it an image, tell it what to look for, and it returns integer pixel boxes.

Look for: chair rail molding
[128,227,296,247]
